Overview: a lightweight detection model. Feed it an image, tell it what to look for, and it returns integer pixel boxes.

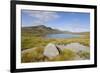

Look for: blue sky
[21,10,90,32]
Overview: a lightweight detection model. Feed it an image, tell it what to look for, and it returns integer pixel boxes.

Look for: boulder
[43,43,59,59]
[65,43,90,53]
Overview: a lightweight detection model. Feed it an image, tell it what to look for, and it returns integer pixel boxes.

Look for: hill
[22,25,65,37]
[21,25,89,37]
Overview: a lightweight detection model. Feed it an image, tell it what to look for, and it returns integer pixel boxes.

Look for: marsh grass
[21,33,90,50]
[21,33,90,63]
[21,48,78,63]
[21,47,45,63]
[78,51,90,59]
[49,49,77,61]
[21,48,90,63]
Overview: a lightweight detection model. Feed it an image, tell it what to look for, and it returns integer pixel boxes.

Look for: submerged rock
[43,43,60,59]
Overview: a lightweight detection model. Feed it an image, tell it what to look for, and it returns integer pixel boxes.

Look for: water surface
[45,33,82,38]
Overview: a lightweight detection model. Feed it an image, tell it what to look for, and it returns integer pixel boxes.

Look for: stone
[43,43,59,59]
[65,43,90,53]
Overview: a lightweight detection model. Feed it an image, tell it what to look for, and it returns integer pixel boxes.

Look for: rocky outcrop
[43,43,60,59]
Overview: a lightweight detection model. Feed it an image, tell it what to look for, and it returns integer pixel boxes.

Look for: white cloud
[58,23,90,32]
[22,10,59,26]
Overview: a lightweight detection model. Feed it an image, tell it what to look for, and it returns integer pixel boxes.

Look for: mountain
[22,25,63,36]
[21,25,89,37]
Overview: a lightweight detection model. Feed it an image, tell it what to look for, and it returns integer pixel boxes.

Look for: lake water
[45,34,82,38]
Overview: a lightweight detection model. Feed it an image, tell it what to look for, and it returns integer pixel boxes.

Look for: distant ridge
[21,25,89,36]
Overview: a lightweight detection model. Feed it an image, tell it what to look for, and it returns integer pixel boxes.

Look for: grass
[21,47,45,63]
[78,51,90,59]
[21,32,90,63]
[21,32,90,50]
[49,49,77,61]
[21,48,78,63]
[21,48,90,63]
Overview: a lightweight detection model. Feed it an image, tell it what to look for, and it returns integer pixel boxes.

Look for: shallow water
[45,33,82,38]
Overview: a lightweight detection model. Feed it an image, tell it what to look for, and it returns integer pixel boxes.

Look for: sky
[21,10,90,32]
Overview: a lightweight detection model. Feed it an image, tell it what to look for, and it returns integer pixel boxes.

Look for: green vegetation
[21,47,45,63]
[21,25,90,50]
[21,34,90,50]
[21,26,90,63]
[78,51,90,59]
[49,49,77,61]
[21,48,78,63]
[21,47,90,63]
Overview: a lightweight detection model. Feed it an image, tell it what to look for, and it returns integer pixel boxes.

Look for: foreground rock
[43,43,60,59]
[21,48,36,54]
[57,43,90,60]
[57,43,90,53]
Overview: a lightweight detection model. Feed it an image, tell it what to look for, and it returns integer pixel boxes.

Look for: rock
[43,43,60,59]
[21,48,36,54]
[65,43,90,53]
[57,43,90,53]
